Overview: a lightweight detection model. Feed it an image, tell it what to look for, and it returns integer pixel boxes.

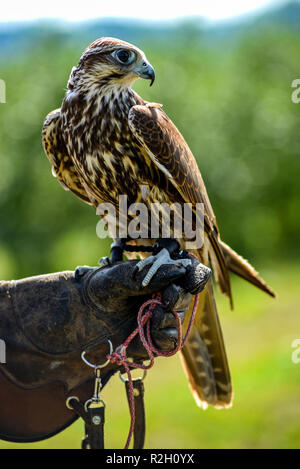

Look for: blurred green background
[0,0,300,449]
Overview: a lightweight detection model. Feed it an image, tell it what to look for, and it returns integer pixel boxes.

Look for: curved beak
[135,63,155,86]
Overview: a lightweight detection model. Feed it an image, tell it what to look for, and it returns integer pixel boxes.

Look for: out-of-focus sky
[0,0,277,22]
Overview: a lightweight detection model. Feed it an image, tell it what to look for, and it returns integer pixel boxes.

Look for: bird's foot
[109,239,127,263]
[135,245,192,288]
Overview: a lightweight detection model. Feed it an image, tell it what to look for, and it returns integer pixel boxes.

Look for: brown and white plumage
[42,37,275,409]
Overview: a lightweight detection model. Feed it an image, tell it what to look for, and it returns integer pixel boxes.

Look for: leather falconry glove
[0,254,211,443]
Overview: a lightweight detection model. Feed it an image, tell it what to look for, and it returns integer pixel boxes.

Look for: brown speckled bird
[42,37,275,409]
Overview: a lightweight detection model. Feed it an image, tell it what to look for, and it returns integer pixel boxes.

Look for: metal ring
[81,339,113,369]
[66,396,79,410]
[84,398,106,413]
[119,369,147,383]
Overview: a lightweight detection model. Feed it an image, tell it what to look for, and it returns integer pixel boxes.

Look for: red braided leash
[107,253,200,449]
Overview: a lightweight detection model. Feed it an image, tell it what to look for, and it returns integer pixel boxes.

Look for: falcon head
[68,37,155,92]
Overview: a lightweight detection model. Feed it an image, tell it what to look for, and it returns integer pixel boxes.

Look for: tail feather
[208,234,233,308]
[180,328,217,408]
[220,241,276,298]
[180,278,233,409]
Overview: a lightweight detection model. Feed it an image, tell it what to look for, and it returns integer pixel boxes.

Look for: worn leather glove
[0,255,211,388]
[0,254,211,443]
[76,253,211,358]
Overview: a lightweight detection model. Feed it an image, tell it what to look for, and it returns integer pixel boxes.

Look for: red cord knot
[106,351,127,366]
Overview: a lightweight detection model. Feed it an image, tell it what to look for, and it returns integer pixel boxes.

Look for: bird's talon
[98,257,110,268]
[132,264,139,279]
[135,247,191,287]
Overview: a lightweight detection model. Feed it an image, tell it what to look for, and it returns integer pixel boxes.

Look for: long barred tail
[180,240,275,408]
[180,277,232,408]
[220,241,276,298]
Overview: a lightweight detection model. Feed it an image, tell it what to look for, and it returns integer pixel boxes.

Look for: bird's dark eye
[112,49,135,65]
[117,49,130,62]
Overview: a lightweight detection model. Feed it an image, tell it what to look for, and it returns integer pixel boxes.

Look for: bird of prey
[42,37,275,409]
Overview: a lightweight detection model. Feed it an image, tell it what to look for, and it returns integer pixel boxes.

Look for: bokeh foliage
[0,23,299,279]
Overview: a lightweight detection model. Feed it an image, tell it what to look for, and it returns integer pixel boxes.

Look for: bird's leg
[110,238,127,263]
[98,238,128,267]
[134,239,192,287]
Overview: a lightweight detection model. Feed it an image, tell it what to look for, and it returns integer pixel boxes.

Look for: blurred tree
[0,24,299,280]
